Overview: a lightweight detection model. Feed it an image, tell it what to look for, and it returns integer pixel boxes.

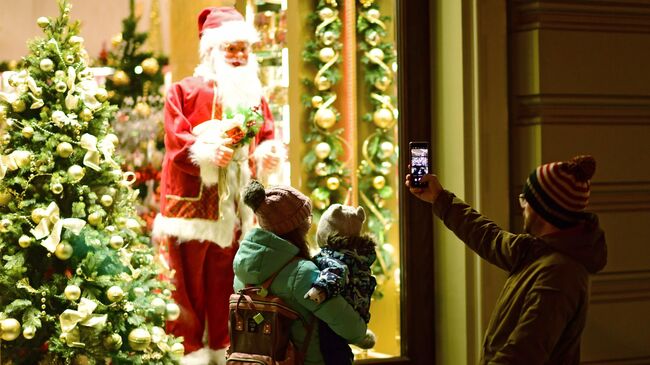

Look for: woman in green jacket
[233,180,368,364]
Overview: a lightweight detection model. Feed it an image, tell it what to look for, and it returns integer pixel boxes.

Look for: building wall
[508,1,650,363]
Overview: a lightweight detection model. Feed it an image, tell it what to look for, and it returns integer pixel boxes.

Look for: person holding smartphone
[406,154,607,364]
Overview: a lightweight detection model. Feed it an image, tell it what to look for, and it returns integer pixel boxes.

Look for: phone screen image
[410,144,429,187]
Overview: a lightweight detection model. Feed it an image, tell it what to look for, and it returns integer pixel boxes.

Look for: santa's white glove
[214,138,234,167]
[261,145,282,171]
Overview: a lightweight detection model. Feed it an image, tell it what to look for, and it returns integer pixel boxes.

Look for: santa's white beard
[195,51,263,111]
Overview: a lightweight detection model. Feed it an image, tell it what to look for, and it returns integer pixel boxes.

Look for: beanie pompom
[243,180,266,211]
[567,155,596,182]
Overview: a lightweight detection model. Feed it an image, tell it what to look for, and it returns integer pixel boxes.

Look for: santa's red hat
[197,7,259,59]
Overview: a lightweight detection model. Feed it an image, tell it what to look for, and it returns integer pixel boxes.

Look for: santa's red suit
[152,7,282,364]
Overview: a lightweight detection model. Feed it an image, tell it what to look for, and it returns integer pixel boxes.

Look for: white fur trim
[253,140,287,185]
[189,120,226,186]
[199,21,260,60]
[180,348,211,365]
[209,348,227,365]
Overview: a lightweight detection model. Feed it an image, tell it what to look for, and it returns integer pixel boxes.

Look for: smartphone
[409,141,430,187]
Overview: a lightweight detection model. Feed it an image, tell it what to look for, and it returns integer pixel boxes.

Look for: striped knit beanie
[522,155,596,229]
[243,180,312,235]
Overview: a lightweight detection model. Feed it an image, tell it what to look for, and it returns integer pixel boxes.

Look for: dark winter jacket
[312,235,377,323]
[433,190,607,365]
[233,228,368,365]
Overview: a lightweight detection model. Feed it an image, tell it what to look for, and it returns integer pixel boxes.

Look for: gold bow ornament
[30,202,86,253]
[59,297,107,347]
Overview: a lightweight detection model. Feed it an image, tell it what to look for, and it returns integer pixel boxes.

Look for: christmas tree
[100,0,168,231]
[0,1,182,364]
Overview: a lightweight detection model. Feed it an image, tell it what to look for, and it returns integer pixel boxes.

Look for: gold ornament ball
[133,287,145,297]
[31,208,46,224]
[111,33,123,47]
[95,88,108,102]
[315,162,329,177]
[314,107,336,129]
[367,8,381,20]
[372,108,394,129]
[368,47,385,61]
[37,16,50,28]
[134,102,151,118]
[109,235,125,250]
[50,183,64,195]
[55,241,74,260]
[374,76,391,91]
[1,133,10,145]
[79,108,93,122]
[0,218,12,233]
[170,342,185,357]
[365,30,380,46]
[311,95,324,108]
[18,235,32,248]
[379,141,395,158]
[151,297,166,314]
[103,333,123,350]
[126,218,142,233]
[112,70,130,87]
[67,165,85,182]
[106,286,125,302]
[326,176,340,191]
[319,7,335,20]
[166,303,181,321]
[318,47,336,63]
[315,142,332,160]
[316,76,331,91]
[100,194,114,207]
[40,58,54,72]
[22,325,36,340]
[21,126,34,139]
[128,328,152,351]
[0,192,11,206]
[0,318,21,341]
[65,54,75,64]
[55,81,67,93]
[87,212,102,226]
[64,285,81,301]
[57,142,74,158]
[321,30,337,46]
[141,58,160,75]
[372,175,386,190]
[0,105,7,120]
[12,99,26,113]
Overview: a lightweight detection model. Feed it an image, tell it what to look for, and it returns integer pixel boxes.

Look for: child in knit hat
[305,204,378,363]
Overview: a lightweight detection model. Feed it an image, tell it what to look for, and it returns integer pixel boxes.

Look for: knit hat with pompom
[243,180,312,235]
[522,155,597,229]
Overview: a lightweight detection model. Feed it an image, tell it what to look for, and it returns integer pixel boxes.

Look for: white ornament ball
[109,235,124,250]
[128,328,151,351]
[151,297,166,314]
[18,235,33,248]
[22,325,36,339]
[100,194,113,207]
[67,165,85,182]
[314,142,332,160]
[170,342,185,356]
[166,303,181,321]
[40,58,54,72]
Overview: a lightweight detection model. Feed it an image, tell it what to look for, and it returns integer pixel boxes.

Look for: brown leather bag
[227,259,314,365]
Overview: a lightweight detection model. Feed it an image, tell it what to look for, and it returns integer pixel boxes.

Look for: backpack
[227,259,314,365]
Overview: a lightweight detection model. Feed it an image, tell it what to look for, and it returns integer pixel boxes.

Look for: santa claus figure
[153,7,284,365]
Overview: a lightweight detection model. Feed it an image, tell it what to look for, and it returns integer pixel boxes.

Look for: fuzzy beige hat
[243,180,312,235]
[316,204,366,247]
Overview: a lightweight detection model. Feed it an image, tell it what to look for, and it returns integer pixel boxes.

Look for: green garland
[302,0,349,218]
[0,1,181,363]
[356,0,398,299]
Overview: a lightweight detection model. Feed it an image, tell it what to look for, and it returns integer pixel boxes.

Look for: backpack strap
[244,257,299,296]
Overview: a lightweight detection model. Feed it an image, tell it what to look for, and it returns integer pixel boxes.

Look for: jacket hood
[323,234,377,265]
[233,228,299,285]
[541,213,607,273]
